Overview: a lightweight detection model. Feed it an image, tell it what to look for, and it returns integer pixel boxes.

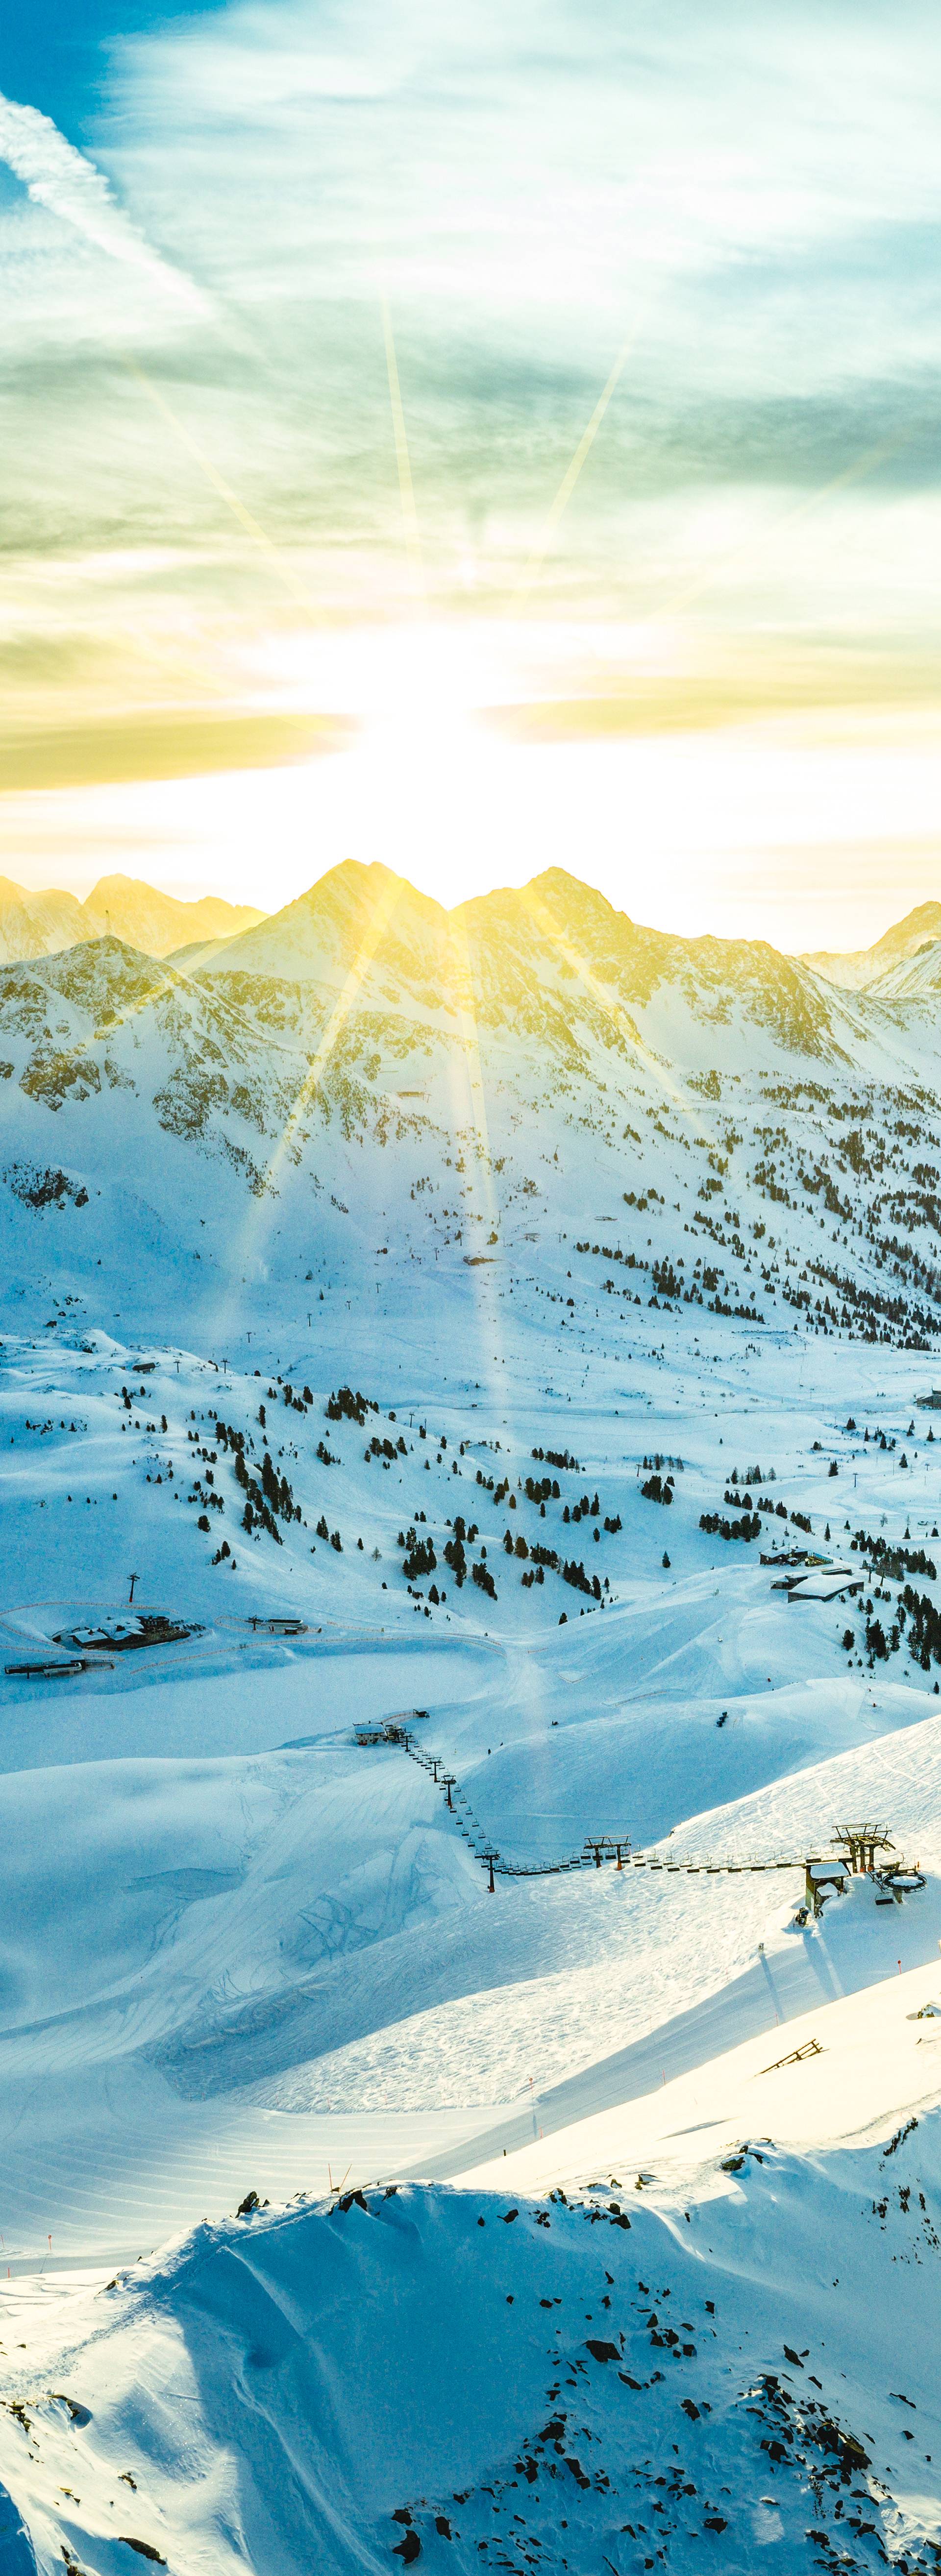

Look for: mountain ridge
[2,858,941,1358]
[801,899,941,990]
[2,848,941,1005]
[209,856,852,1064]
[0,871,266,965]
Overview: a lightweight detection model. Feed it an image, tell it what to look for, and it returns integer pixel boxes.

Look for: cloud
[0,92,205,310]
[5,0,941,860]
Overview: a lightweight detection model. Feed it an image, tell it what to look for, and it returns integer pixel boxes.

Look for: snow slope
[463,1933,941,2193]
[0,863,941,2566]
[0,1317,941,2274]
[3,2121,941,2576]
[4,858,941,1360]
[802,899,941,990]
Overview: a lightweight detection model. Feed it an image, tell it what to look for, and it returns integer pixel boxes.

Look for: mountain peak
[526,866,625,921]
[84,877,266,954]
[801,899,941,990]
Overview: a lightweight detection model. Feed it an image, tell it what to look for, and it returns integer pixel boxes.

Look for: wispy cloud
[4,0,941,943]
[0,91,206,310]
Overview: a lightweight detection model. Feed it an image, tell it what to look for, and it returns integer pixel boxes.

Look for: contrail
[0,91,206,310]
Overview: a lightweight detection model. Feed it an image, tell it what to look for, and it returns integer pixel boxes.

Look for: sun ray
[446,910,500,1241]
[120,356,319,617]
[511,317,647,613]
[381,299,424,605]
[374,327,510,1426]
[517,881,725,1155]
[109,612,234,707]
[437,913,521,1490]
[208,867,414,1350]
[261,871,406,1197]
[652,427,915,630]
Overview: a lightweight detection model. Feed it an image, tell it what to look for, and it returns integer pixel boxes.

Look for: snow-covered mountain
[2,860,941,1354]
[2,858,941,2576]
[802,899,941,991]
[5,2115,941,2576]
[218,859,853,1060]
[82,872,266,955]
[864,936,941,1005]
[0,875,90,966]
[0,871,265,965]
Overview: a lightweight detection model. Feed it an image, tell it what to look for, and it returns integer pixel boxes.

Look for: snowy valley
[1,865,941,2573]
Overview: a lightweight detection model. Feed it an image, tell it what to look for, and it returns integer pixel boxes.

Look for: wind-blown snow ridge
[3,2140,941,2576]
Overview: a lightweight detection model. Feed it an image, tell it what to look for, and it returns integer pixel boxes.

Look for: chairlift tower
[582,1834,626,1875]
[831,1822,894,1875]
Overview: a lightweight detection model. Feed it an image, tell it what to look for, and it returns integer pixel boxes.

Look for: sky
[3,0,941,954]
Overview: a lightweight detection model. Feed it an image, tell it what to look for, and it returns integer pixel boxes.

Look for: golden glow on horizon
[7,708,941,957]
[6,0,941,960]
